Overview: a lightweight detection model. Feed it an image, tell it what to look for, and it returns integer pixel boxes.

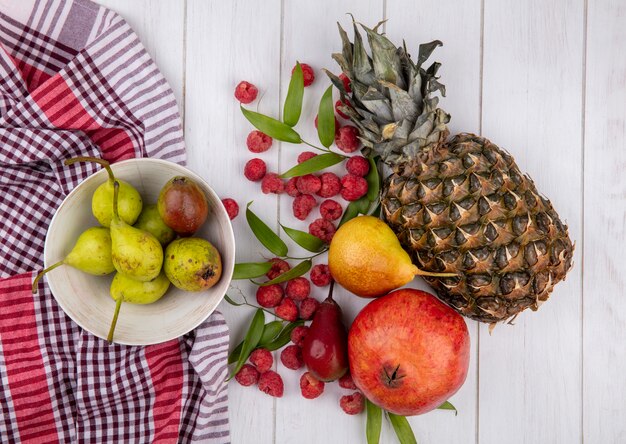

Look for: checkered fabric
[0,0,230,442]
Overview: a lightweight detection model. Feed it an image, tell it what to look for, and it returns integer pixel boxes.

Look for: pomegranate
[348,289,469,416]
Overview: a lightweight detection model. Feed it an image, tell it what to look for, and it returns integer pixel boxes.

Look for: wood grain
[479,0,584,443]
[583,0,626,441]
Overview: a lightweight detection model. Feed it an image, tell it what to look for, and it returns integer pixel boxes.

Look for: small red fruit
[335,126,360,153]
[235,364,259,387]
[317,172,341,198]
[309,218,336,243]
[275,297,298,322]
[338,372,357,390]
[285,177,301,197]
[244,158,267,182]
[348,289,470,416]
[340,392,365,415]
[340,174,368,201]
[296,174,322,195]
[256,284,284,308]
[300,372,325,399]
[221,198,239,220]
[346,156,370,177]
[297,151,317,163]
[246,130,272,153]
[299,297,320,320]
[250,348,273,373]
[310,264,332,287]
[339,73,351,93]
[285,277,310,301]
[319,199,342,221]
[258,370,284,398]
[292,194,317,220]
[267,258,290,280]
[290,325,309,347]
[261,173,284,194]
[280,345,304,370]
[234,81,258,104]
[293,63,315,87]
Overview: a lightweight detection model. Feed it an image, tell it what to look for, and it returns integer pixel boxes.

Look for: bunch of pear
[33,157,223,344]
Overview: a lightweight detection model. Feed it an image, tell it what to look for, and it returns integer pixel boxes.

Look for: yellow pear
[328,216,454,298]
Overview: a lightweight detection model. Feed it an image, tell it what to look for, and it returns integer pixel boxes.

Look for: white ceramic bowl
[44,158,235,345]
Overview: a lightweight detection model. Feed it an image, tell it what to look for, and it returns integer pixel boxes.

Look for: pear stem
[64,156,115,183]
[107,297,123,344]
[327,280,335,301]
[32,261,64,294]
[414,269,458,278]
[112,180,120,219]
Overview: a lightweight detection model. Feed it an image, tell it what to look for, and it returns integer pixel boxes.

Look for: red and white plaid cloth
[0,0,230,442]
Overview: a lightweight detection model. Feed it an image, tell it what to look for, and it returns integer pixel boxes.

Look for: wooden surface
[95,1,626,443]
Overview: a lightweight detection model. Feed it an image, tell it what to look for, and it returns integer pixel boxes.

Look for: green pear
[106,271,170,343]
[65,156,142,227]
[32,226,114,293]
[164,237,222,291]
[134,204,176,245]
[110,181,163,282]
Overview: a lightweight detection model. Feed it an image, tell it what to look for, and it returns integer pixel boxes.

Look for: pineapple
[327,22,574,324]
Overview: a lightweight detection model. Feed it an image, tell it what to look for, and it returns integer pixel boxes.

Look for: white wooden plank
[94,0,185,116]
[479,1,584,443]
[184,1,282,443]
[274,2,384,444]
[583,0,626,441]
[384,2,482,443]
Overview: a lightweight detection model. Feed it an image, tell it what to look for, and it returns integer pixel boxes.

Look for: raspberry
[341,175,368,201]
[290,325,309,347]
[275,297,298,322]
[244,158,267,182]
[299,297,320,320]
[246,130,272,153]
[314,115,340,132]
[285,177,301,197]
[250,348,273,373]
[267,258,290,280]
[261,173,284,194]
[234,81,258,104]
[335,125,360,153]
[297,151,317,164]
[310,264,332,287]
[346,156,370,177]
[280,345,303,370]
[339,73,351,93]
[285,277,310,301]
[296,174,321,195]
[338,373,357,390]
[258,370,284,398]
[256,284,284,308]
[293,63,315,87]
[309,218,336,243]
[319,199,342,221]
[221,198,239,220]
[292,194,317,220]
[340,392,365,415]
[335,99,351,119]
[235,364,259,386]
[316,172,341,198]
[300,372,325,399]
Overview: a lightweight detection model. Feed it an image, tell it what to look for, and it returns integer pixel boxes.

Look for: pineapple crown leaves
[325,18,451,166]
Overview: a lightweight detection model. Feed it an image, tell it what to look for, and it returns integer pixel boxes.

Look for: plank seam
[182,0,188,128]
[580,0,588,442]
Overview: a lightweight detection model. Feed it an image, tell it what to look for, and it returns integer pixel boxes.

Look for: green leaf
[227,341,243,365]
[246,202,288,257]
[229,309,265,379]
[280,152,344,178]
[366,400,382,444]
[283,62,304,127]
[260,259,312,286]
[263,320,305,351]
[281,225,326,253]
[233,262,273,280]
[223,294,245,306]
[366,157,380,201]
[437,400,458,416]
[339,195,370,227]
[228,320,285,364]
[387,413,417,444]
[241,106,302,143]
[317,85,335,147]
